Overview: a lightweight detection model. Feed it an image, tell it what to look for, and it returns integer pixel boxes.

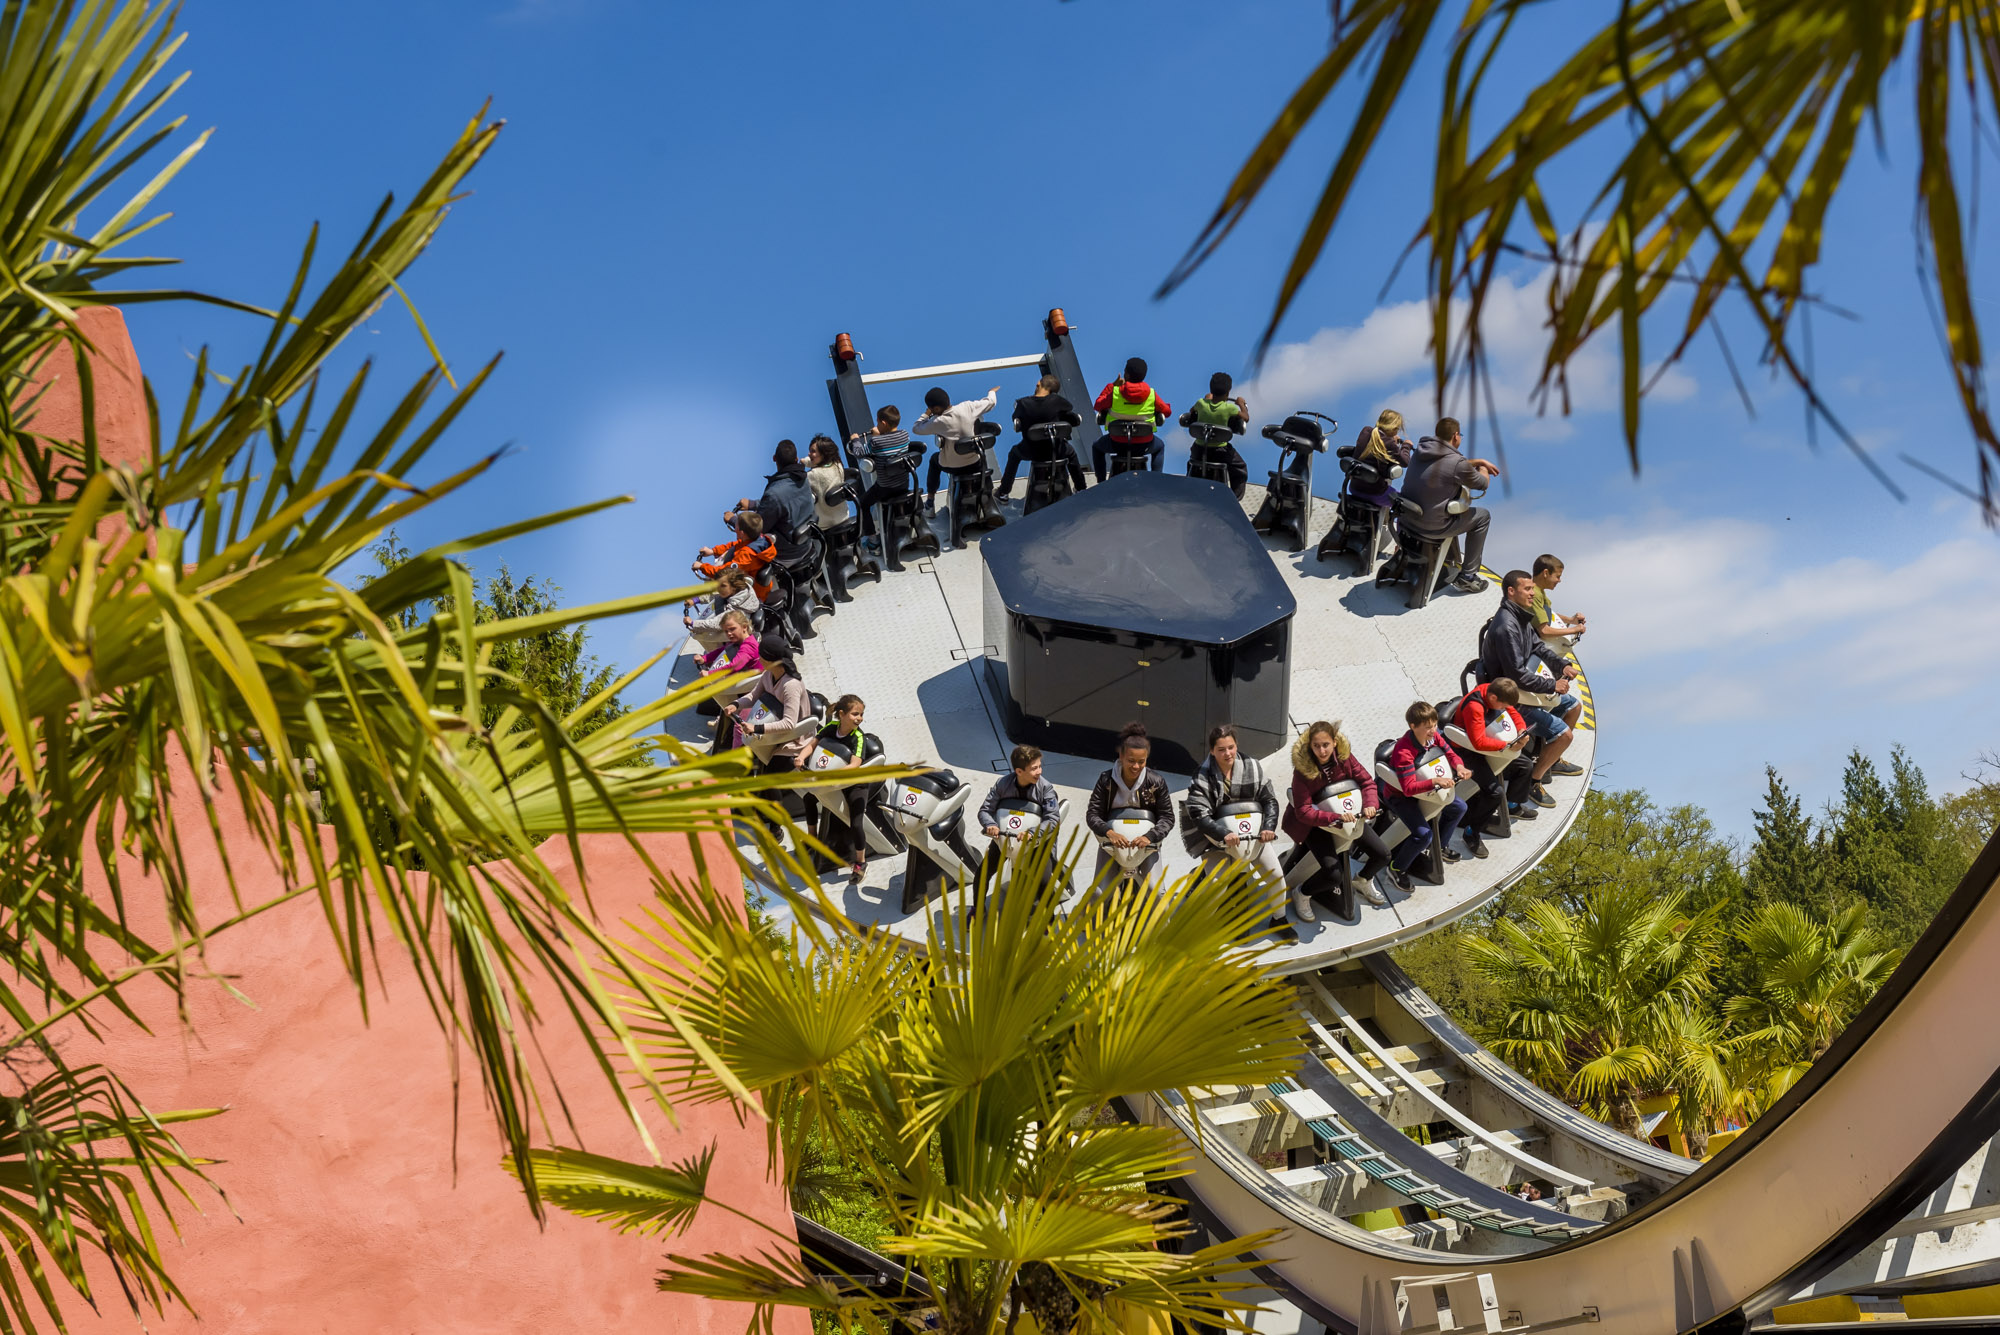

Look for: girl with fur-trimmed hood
[1281,720,1395,921]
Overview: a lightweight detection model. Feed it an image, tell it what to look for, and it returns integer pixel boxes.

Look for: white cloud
[1243,268,1696,433]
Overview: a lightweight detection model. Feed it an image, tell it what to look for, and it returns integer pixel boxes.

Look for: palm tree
[1463,887,1727,1137]
[0,2,851,1325]
[1725,902,1901,1112]
[1166,0,2000,505]
[513,847,1307,1335]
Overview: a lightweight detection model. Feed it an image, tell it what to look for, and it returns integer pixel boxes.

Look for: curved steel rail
[1154,831,2000,1334]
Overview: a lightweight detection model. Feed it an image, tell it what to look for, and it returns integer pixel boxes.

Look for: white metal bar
[1306,977,1596,1191]
[859,353,1045,385]
[1300,1008,1398,1103]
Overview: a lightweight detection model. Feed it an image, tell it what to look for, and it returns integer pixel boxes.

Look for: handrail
[1305,975,1595,1191]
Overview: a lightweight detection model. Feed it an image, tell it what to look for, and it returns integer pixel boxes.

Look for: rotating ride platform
[665,472,1596,970]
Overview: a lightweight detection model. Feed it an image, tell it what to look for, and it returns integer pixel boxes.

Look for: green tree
[1826,748,1964,948]
[1464,886,1726,1137]
[1745,767,1827,917]
[514,854,1305,1335]
[1507,788,1744,920]
[1725,902,1901,1111]
[1169,1,2000,499]
[1944,755,2000,868]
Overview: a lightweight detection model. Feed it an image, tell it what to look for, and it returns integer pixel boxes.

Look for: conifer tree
[1746,767,1827,917]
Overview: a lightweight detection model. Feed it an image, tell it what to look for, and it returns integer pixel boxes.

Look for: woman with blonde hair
[1281,719,1394,921]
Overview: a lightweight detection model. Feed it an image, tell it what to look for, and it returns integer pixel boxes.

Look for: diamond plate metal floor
[674,476,1594,973]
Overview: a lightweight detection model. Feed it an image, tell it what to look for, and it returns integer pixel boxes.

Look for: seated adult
[1532,552,1587,648]
[684,567,761,651]
[811,694,884,886]
[717,637,816,818]
[913,384,1001,509]
[1347,409,1413,507]
[1186,372,1250,498]
[1181,724,1288,918]
[1451,677,1535,859]
[1085,722,1174,889]
[1093,357,1170,482]
[998,374,1086,498]
[751,439,818,568]
[978,744,1063,879]
[1282,720,1392,921]
[805,435,855,603]
[1380,701,1471,891]
[1400,416,1501,594]
[1480,570,1585,806]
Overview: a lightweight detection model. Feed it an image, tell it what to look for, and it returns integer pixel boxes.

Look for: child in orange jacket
[693,509,776,598]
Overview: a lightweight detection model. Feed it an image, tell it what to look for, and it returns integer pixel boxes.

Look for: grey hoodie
[1400,434,1488,531]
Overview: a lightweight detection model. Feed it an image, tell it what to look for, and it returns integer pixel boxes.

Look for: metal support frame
[825,308,1098,461]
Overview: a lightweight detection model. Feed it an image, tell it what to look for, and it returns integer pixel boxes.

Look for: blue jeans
[1384,791,1468,871]
[1520,691,1581,740]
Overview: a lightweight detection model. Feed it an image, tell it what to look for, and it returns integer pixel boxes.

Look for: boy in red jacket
[1382,701,1471,889]
[1452,677,1535,859]
[1093,356,1170,482]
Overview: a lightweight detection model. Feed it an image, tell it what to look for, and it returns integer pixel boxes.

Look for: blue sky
[132,0,1999,839]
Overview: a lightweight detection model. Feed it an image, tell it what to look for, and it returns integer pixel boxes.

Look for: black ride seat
[1022,410,1083,515]
[1253,411,1331,552]
[1103,416,1155,476]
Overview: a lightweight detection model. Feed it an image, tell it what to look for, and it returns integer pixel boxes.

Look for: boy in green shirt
[1187,372,1250,497]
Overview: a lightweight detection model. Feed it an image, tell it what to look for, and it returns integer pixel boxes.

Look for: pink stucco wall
[31,309,807,1334]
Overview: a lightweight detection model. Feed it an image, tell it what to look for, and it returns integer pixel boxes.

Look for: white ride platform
[666,481,1594,975]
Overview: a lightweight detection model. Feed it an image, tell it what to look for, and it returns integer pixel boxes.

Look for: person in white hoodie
[913,384,999,509]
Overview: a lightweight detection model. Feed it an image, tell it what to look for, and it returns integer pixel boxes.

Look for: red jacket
[1455,684,1528,753]
[1094,380,1170,438]
[1282,754,1378,842]
[1387,729,1463,796]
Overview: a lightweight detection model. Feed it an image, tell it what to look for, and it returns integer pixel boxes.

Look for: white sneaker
[1291,891,1317,923]
[1360,876,1389,907]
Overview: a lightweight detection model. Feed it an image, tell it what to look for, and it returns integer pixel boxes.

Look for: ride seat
[1103,416,1155,476]
[1022,412,1082,514]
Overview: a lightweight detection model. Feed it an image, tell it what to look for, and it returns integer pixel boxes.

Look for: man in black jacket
[997,374,1085,499]
[753,439,817,565]
[1479,570,1584,807]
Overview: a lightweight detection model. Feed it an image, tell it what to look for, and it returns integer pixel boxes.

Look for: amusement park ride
[668,311,2000,1335]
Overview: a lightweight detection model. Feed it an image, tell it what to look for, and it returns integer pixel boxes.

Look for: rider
[717,635,816,812]
[997,374,1086,499]
[978,744,1063,879]
[848,405,917,568]
[1381,701,1472,891]
[813,694,885,886]
[1181,724,1289,918]
[1451,676,1534,861]
[1282,720,1393,921]
[1349,409,1413,507]
[1401,416,1501,594]
[1092,357,1170,482]
[1084,722,1174,888]
[914,384,1001,511]
[1479,570,1585,808]
[1187,371,1250,498]
[805,435,854,603]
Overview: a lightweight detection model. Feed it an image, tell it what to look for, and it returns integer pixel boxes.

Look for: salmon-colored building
[36,309,803,1335]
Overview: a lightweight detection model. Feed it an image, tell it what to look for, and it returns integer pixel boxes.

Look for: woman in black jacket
[1084,723,1175,889]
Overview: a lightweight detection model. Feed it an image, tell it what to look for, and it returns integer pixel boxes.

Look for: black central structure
[980,472,1296,774]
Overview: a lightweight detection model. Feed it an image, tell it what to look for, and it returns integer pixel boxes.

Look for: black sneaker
[1549,759,1584,777]
[1450,572,1489,594]
[1442,847,1463,864]
[1529,782,1556,809]
[1509,802,1539,821]
[1465,838,1489,860]
[1388,868,1414,893]
[995,486,1014,500]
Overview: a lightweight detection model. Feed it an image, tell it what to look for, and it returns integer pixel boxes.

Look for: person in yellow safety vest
[1092,356,1170,483]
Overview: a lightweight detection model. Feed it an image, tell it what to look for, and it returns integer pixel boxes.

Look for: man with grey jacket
[1400,416,1501,594]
